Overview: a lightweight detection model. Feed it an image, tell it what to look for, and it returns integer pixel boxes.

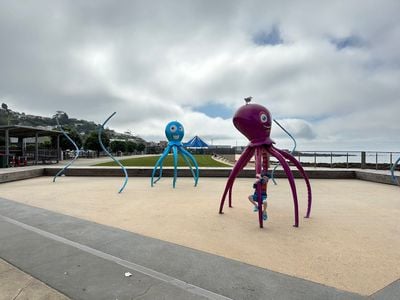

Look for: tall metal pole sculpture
[98,112,129,193]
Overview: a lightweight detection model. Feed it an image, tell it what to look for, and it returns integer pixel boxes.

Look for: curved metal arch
[53,117,80,182]
[98,112,128,193]
[271,119,297,185]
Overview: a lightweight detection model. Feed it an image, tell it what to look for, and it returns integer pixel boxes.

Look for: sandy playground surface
[1,176,399,295]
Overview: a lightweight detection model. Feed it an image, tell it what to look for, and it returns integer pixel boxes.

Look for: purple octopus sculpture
[219,98,312,228]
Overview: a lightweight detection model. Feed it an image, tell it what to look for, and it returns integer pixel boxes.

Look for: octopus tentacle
[153,146,171,185]
[151,145,170,186]
[268,147,299,227]
[172,146,178,188]
[255,174,264,228]
[273,146,312,218]
[220,146,255,213]
[228,186,233,207]
[255,147,262,174]
[179,146,199,186]
[227,146,255,208]
[254,148,264,227]
[254,147,270,228]
[178,147,195,181]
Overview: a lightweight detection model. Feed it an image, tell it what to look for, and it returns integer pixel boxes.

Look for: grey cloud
[0,0,399,148]
[272,119,317,140]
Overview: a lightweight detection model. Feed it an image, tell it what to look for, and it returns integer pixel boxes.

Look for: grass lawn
[95,154,231,167]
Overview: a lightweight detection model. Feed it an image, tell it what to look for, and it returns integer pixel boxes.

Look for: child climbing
[248,171,269,221]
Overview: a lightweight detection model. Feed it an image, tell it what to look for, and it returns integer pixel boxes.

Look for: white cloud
[0,0,399,150]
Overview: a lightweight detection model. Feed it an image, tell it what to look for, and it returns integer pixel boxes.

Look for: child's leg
[262,199,268,220]
[263,200,268,212]
[248,195,256,206]
[248,195,258,212]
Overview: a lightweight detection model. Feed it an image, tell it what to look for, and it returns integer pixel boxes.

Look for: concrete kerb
[42,167,357,179]
[0,167,44,183]
[0,166,398,185]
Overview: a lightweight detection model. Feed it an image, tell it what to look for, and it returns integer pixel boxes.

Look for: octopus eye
[178,126,183,132]
[170,125,177,132]
[260,113,268,123]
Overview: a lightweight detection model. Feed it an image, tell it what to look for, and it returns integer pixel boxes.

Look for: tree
[84,130,110,157]
[54,111,69,124]
[1,103,11,125]
[110,140,126,153]
[136,142,145,153]
[51,126,83,150]
[126,141,137,153]
[40,140,52,149]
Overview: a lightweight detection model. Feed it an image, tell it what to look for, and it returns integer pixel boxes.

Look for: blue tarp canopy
[183,135,209,149]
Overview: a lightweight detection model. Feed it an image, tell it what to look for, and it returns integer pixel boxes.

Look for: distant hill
[0,104,146,144]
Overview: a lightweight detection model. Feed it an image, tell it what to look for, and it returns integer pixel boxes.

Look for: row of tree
[52,126,146,156]
[1,103,147,156]
[1,104,145,146]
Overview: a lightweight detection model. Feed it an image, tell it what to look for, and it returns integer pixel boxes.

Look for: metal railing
[268,151,400,170]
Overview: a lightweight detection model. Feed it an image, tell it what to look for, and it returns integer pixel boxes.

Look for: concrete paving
[0,258,69,300]
[1,197,365,300]
[53,154,152,166]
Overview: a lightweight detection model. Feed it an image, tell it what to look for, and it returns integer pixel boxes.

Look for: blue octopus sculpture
[151,121,199,188]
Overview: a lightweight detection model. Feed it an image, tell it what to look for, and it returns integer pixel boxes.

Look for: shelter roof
[183,135,209,148]
[0,125,62,137]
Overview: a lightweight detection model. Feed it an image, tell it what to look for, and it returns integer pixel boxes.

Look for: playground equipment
[270,119,297,185]
[98,112,128,193]
[390,155,400,185]
[151,121,199,188]
[219,97,312,228]
[53,116,80,182]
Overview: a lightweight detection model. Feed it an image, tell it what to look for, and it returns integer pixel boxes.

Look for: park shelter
[0,125,62,167]
[184,136,209,149]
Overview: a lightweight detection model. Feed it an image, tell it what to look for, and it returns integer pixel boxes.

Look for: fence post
[361,151,366,169]
[314,152,316,168]
[330,152,333,168]
[390,152,392,170]
[346,152,349,168]
[375,152,378,170]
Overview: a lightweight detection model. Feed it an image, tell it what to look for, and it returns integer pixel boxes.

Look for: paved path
[0,197,369,300]
[0,258,69,300]
[54,154,155,166]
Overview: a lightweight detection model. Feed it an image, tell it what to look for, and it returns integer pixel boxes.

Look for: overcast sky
[1,0,399,151]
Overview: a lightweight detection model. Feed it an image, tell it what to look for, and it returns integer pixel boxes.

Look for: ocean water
[235,152,400,167]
